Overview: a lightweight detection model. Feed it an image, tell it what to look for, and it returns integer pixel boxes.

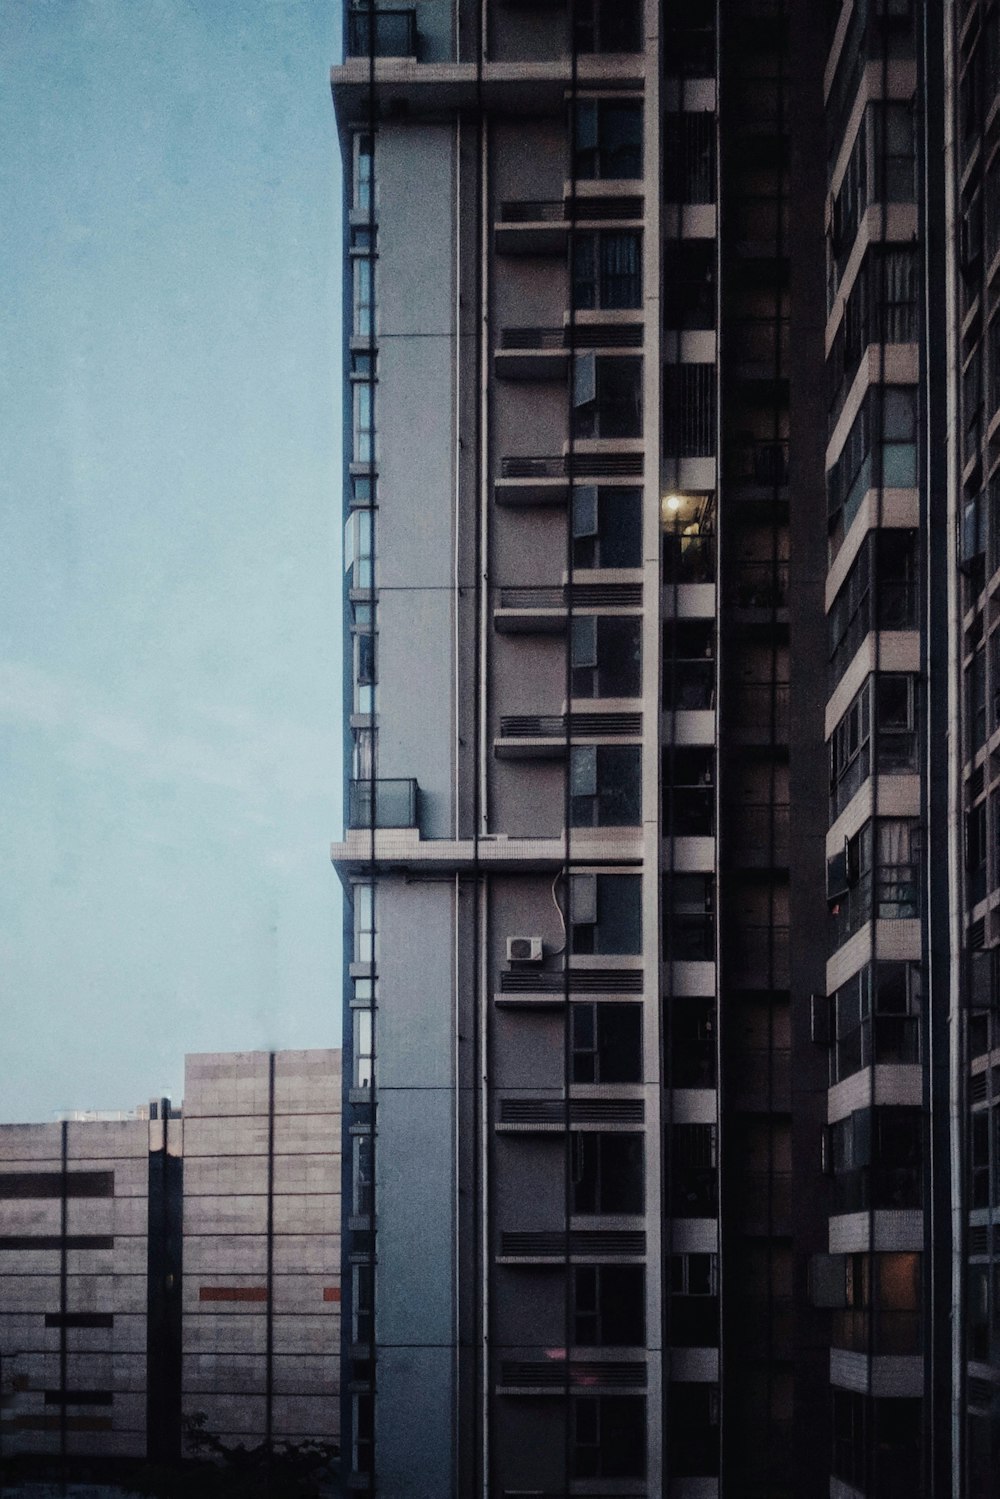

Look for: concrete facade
[0,1049,340,1481]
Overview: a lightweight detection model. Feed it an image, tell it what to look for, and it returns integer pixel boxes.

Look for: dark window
[570,872,642,955]
[573,354,643,438]
[827,530,918,690]
[968,645,987,751]
[0,1172,113,1199]
[663,874,714,961]
[571,1132,645,1214]
[663,747,714,835]
[830,1105,922,1212]
[574,100,643,179]
[573,1264,645,1344]
[571,1003,642,1083]
[44,1390,114,1406]
[571,615,642,698]
[663,364,716,456]
[829,674,918,818]
[570,745,641,826]
[574,0,642,53]
[572,1394,646,1478]
[830,961,921,1083]
[663,621,715,709]
[670,1123,718,1216]
[0,1235,113,1251]
[572,486,642,568]
[45,1313,114,1329]
[663,240,715,330]
[668,1383,719,1475]
[573,231,642,309]
[663,113,716,203]
[669,997,716,1087]
[669,1252,719,1345]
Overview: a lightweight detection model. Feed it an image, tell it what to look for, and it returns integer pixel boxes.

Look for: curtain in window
[601,232,641,308]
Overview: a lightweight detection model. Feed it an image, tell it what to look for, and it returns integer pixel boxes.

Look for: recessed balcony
[494,455,570,506]
[494,327,568,382]
[494,200,569,257]
[347,778,418,830]
[494,581,642,633]
[494,709,642,759]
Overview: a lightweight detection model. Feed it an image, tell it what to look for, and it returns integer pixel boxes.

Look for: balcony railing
[347,7,417,58]
[348,778,418,829]
[726,561,789,610]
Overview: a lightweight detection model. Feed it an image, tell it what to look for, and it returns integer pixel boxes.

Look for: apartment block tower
[331,1,997,1495]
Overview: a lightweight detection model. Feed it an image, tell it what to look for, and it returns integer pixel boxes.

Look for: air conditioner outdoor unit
[507,935,544,964]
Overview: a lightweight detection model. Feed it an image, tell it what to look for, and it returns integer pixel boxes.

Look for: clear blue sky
[0,1,344,1120]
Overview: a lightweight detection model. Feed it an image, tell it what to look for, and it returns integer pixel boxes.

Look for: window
[574,0,642,54]
[829,818,920,946]
[353,882,377,965]
[352,1009,373,1089]
[833,1252,921,1354]
[572,1395,646,1479]
[354,624,376,714]
[571,1003,642,1083]
[353,254,375,339]
[830,961,921,1082]
[829,674,918,817]
[352,1393,373,1475]
[875,101,917,202]
[968,644,987,750]
[663,875,714,960]
[570,745,641,826]
[353,379,375,464]
[573,1265,645,1345]
[571,1132,645,1213]
[663,240,716,330]
[574,100,643,179]
[663,621,714,709]
[663,364,716,457]
[572,354,643,438]
[663,112,716,203]
[352,725,376,781]
[345,508,374,591]
[353,133,374,215]
[669,997,716,1087]
[670,1123,718,1216]
[668,1383,719,1476]
[830,1105,922,1212]
[967,798,987,905]
[570,872,642,954]
[827,386,918,542]
[572,486,642,568]
[571,615,642,698]
[352,1134,373,1216]
[663,747,714,835]
[352,1264,373,1345]
[669,1252,719,1346]
[573,231,642,309]
[827,530,918,689]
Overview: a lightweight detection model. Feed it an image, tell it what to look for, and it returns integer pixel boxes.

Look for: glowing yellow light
[663,494,684,513]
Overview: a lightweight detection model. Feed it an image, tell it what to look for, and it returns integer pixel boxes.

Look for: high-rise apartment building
[330,2,998,1494]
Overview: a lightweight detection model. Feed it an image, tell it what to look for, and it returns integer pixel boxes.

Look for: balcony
[494,710,642,760]
[494,327,568,382]
[346,7,417,59]
[495,201,569,257]
[727,803,790,869]
[725,560,789,613]
[494,582,641,633]
[348,778,418,830]
[494,455,570,507]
